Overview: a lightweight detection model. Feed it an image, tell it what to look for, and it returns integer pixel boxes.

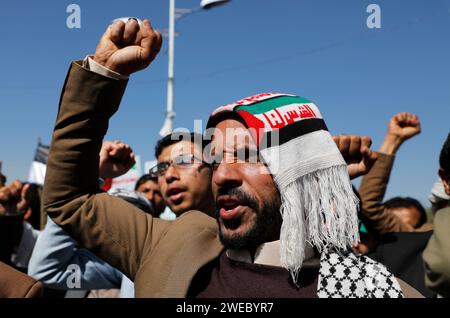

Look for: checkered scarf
[319,249,404,298]
[208,93,360,281]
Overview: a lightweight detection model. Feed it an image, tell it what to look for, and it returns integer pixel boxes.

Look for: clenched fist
[99,141,136,179]
[380,112,421,154]
[93,19,163,76]
[333,135,378,180]
[387,112,421,141]
[0,180,30,216]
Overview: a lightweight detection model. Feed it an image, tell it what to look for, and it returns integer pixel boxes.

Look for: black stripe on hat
[260,118,328,150]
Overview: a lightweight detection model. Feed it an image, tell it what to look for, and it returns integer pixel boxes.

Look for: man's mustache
[216,187,259,213]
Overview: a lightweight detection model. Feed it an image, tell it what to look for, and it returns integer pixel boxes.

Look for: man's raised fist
[93,18,162,76]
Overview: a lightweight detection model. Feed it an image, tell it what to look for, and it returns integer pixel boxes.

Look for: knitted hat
[207,93,360,280]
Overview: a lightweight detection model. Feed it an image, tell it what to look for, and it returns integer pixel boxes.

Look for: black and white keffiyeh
[318,249,404,298]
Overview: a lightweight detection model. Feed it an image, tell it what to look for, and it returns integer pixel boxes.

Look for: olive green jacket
[423,205,450,297]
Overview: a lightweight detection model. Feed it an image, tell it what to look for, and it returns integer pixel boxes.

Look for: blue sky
[0,0,449,205]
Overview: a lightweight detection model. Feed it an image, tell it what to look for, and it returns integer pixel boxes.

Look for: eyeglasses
[149,153,211,177]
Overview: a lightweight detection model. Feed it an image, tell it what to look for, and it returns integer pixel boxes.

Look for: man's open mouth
[217,195,248,228]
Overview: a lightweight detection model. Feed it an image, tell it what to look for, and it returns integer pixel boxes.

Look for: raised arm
[358,113,421,235]
[43,19,164,279]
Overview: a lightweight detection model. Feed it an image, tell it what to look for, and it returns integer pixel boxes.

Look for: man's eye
[175,155,192,164]
[209,155,223,169]
[211,160,221,170]
[235,148,260,163]
[157,163,167,170]
[246,153,260,163]
[208,152,222,163]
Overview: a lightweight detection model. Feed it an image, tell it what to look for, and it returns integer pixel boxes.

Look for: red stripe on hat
[236,110,266,146]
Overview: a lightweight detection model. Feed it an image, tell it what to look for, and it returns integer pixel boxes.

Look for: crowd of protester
[0,18,449,298]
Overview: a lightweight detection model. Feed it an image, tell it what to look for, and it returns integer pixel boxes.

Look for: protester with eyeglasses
[150,132,215,217]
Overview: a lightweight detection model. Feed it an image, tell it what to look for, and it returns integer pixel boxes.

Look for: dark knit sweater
[188,252,319,298]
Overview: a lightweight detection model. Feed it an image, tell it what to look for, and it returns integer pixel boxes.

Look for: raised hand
[93,18,163,76]
[380,112,421,154]
[99,141,136,179]
[333,135,378,180]
[0,180,30,215]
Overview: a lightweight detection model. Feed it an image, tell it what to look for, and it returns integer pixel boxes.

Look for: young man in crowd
[150,132,215,217]
[135,174,166,217]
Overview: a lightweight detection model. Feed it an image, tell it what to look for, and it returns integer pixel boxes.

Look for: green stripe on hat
[235,96,312,115]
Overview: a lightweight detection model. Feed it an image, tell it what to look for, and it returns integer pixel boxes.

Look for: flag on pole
[28,140,50,185]
[0,161,6,187]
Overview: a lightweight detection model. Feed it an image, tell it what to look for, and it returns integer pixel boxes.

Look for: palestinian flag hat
[207,93,360,280]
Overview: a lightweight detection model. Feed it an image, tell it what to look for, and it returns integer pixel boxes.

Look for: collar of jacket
[226,240,320,268]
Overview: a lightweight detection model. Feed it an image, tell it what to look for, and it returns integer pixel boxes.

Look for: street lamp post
[159,0,176,137]
[159,0,230,137]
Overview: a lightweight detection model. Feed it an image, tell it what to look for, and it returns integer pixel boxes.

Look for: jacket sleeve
[423,207,450,297]
[0,261,43,298]
[358,152,414,235]
[43,61,164,280]
[28,217,124,290]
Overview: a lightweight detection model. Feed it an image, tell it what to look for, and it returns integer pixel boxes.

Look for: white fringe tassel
[279,165,360,282]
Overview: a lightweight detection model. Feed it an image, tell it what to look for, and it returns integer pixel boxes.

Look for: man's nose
[213,161,242,190]
[146,190,154,201]
[164,164,179,183]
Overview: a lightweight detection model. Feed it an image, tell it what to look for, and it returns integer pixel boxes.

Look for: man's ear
[438,168,450,196]
[23,207,32,221]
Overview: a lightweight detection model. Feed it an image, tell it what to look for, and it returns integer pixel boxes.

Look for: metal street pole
[160,0,176,137]
[159,0,230,137]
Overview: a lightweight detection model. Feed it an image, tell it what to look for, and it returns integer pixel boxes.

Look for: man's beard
[215,187,281,250]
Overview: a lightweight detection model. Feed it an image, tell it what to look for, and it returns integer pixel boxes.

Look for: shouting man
[43,18,415,297]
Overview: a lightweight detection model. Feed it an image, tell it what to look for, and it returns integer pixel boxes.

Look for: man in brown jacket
[359,112,433,235]
[43,18,416,298]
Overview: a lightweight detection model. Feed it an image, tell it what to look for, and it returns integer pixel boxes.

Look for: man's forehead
[159,140,198,160]
[211,119,257,150]
[142,180,159,189]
